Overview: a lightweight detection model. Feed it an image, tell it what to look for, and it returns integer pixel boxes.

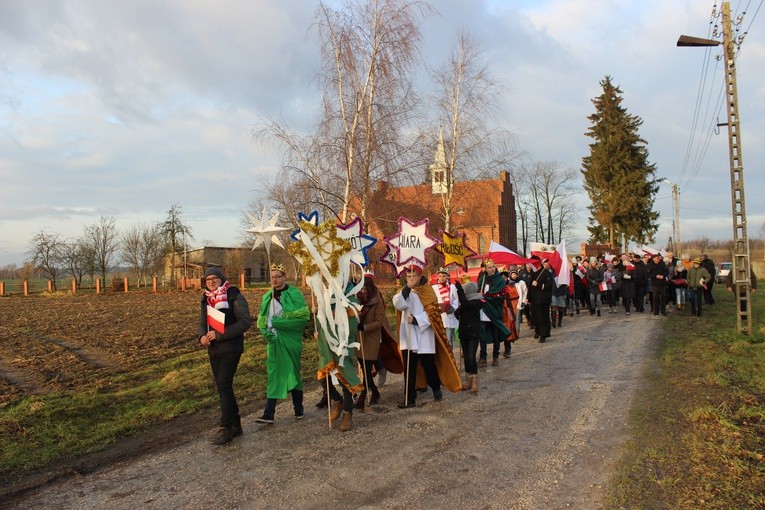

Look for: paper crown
[437,267,449,275]
[404,263,423,274]
[363,271,375,280]
[484,258,495,265]
[461,274,472,283]
[270,263,287,274]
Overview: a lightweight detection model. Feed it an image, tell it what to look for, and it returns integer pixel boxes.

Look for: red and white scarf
[205,281,230,310]
[436,283,450,304]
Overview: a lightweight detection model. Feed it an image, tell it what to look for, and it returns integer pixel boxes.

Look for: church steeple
[429,128,447,194]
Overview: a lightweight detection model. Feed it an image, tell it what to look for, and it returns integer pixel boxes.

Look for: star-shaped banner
[290,210,320,241]
[288,219,352,278]
[438,230,476,270]
[336,217,377,267]
[386,217,438,267]
[246,207,290,254]
[380,242,408,277]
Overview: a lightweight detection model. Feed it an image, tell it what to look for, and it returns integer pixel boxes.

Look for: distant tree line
[15,204,193,289]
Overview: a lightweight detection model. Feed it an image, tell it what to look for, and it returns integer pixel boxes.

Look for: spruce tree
[581,76,659,248]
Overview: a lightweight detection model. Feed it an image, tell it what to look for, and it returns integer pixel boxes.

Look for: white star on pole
[246,207,290,254]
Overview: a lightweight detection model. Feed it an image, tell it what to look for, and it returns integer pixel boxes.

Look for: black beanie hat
[203,266,227,283]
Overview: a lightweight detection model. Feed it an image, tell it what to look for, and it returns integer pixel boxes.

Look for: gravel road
[6,310,660,510]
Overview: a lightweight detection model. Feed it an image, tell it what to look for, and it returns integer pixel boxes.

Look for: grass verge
[0,335,318,483]
[606,287,765,509]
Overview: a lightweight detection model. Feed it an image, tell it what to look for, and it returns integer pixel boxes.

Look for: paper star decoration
[386,217,438,267]
[380,242,408,277]
[288,219,352,277]
[290,210,320,241]
[336,217,377,267]
[438,230,476,270]
[246,207,290,254]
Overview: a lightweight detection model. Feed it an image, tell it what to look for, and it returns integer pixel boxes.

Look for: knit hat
[463,282,482,300]
[693,258,701,264]
[203,266,227,283]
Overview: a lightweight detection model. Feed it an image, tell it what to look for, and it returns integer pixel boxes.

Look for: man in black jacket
[701,254,717,304]
[528,258,555,342]
[647,253,668,316]
[631,254,648,312]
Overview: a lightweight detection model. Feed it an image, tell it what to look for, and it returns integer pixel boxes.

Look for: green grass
[0,335,318,482]
[606,288,765,509]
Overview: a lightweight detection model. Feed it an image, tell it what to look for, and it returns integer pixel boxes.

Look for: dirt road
[6,310,659,510]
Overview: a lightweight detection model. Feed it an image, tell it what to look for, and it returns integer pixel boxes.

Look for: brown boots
[462,374,478,394]
[329,401,352,431]
[338,411,352,432]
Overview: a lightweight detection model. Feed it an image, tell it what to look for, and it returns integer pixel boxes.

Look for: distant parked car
[716,262,732,284]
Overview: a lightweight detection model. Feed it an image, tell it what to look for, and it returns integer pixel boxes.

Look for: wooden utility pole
[678,1,752,334]
[721,2,752,335]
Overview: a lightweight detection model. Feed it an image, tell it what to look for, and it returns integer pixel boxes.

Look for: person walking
[701,254,717,305]
[631,253,648,312]
[686,258,712,317]
[529,258,555,342]
[198,266,252,445]
[454,280,484,394]
[432,267,459,350]
[647,253,668,316]
[586,258,605,316]
[477,259,511,365]
[672,261,688,312]
[355,273,398,410]
[256,263,311,425]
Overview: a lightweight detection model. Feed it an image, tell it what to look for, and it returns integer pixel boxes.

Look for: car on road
[716,261,732,284]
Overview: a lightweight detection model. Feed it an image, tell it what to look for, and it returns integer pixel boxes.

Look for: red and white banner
[529,240,571,288]
[207,305,225,334]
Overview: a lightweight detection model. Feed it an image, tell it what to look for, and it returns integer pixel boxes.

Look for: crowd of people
[197,252,757,445]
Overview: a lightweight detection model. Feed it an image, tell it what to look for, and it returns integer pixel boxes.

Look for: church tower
[429,129,448,194]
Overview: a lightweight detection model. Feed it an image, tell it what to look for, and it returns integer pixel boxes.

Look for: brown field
[0,289,270,407]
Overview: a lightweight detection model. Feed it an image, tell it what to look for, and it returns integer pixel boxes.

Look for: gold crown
[461,274,472,283]
[484,258,495,265]
[270,263,287,274]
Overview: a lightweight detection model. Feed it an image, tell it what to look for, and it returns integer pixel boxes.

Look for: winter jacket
[198,286,252,356]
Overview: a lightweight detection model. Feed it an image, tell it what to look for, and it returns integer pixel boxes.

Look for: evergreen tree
[581,76,659,248]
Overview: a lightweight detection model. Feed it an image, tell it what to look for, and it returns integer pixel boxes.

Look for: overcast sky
[1,0,763,266]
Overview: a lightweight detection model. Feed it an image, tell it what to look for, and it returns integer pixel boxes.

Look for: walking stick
[312,293,332,429]
[403,309,411,407]
[359,330,370,413]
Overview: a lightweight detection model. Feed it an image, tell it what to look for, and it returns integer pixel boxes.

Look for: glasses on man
[205,276,219,282]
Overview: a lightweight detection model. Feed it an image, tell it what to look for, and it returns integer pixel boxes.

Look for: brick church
[355,131,517,277]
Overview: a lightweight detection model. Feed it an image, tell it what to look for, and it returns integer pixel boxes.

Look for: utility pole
[678,1,752,335]
[671,182,680,257]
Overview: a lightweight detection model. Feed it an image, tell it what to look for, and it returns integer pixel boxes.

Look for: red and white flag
[529,240,571,288]
[207,305,225,334]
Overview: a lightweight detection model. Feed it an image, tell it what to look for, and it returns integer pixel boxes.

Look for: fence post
[47,280,53,292]
[240,273,245,288]
[181,277,186,291]
[96,278,101,294]
[72,278,77,294]
[0,281,4,296]
[24,280,29,296]
[123,277,129,293]
[152,276,157,293]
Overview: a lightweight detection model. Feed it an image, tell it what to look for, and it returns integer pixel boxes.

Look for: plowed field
[0,290,268,407]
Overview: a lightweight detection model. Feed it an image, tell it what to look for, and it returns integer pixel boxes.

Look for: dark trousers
[633,283,645,312]
[687,287,703,316]
[531,302,551,338]
[209,353,241,429]
[320,376,343,402]
[623,295,632,313]
[652,284,666,314]
[264,389,304,419]
[703,280,715,304]
[402,350,440,403]
[460,333,480,374]
[359,360,379,395]
[480,322,502,360]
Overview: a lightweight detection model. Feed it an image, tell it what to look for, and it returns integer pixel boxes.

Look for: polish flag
[207,305,226,334]
[529,240,571,288]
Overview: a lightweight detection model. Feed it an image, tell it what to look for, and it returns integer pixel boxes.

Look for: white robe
[432,282,459,329]
[392,289,436,354]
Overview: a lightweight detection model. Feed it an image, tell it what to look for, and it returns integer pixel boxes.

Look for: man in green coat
[256,263,310,424]
[686,258,712,317]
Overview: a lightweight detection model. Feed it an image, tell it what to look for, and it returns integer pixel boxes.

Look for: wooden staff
[358,330,370,413]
